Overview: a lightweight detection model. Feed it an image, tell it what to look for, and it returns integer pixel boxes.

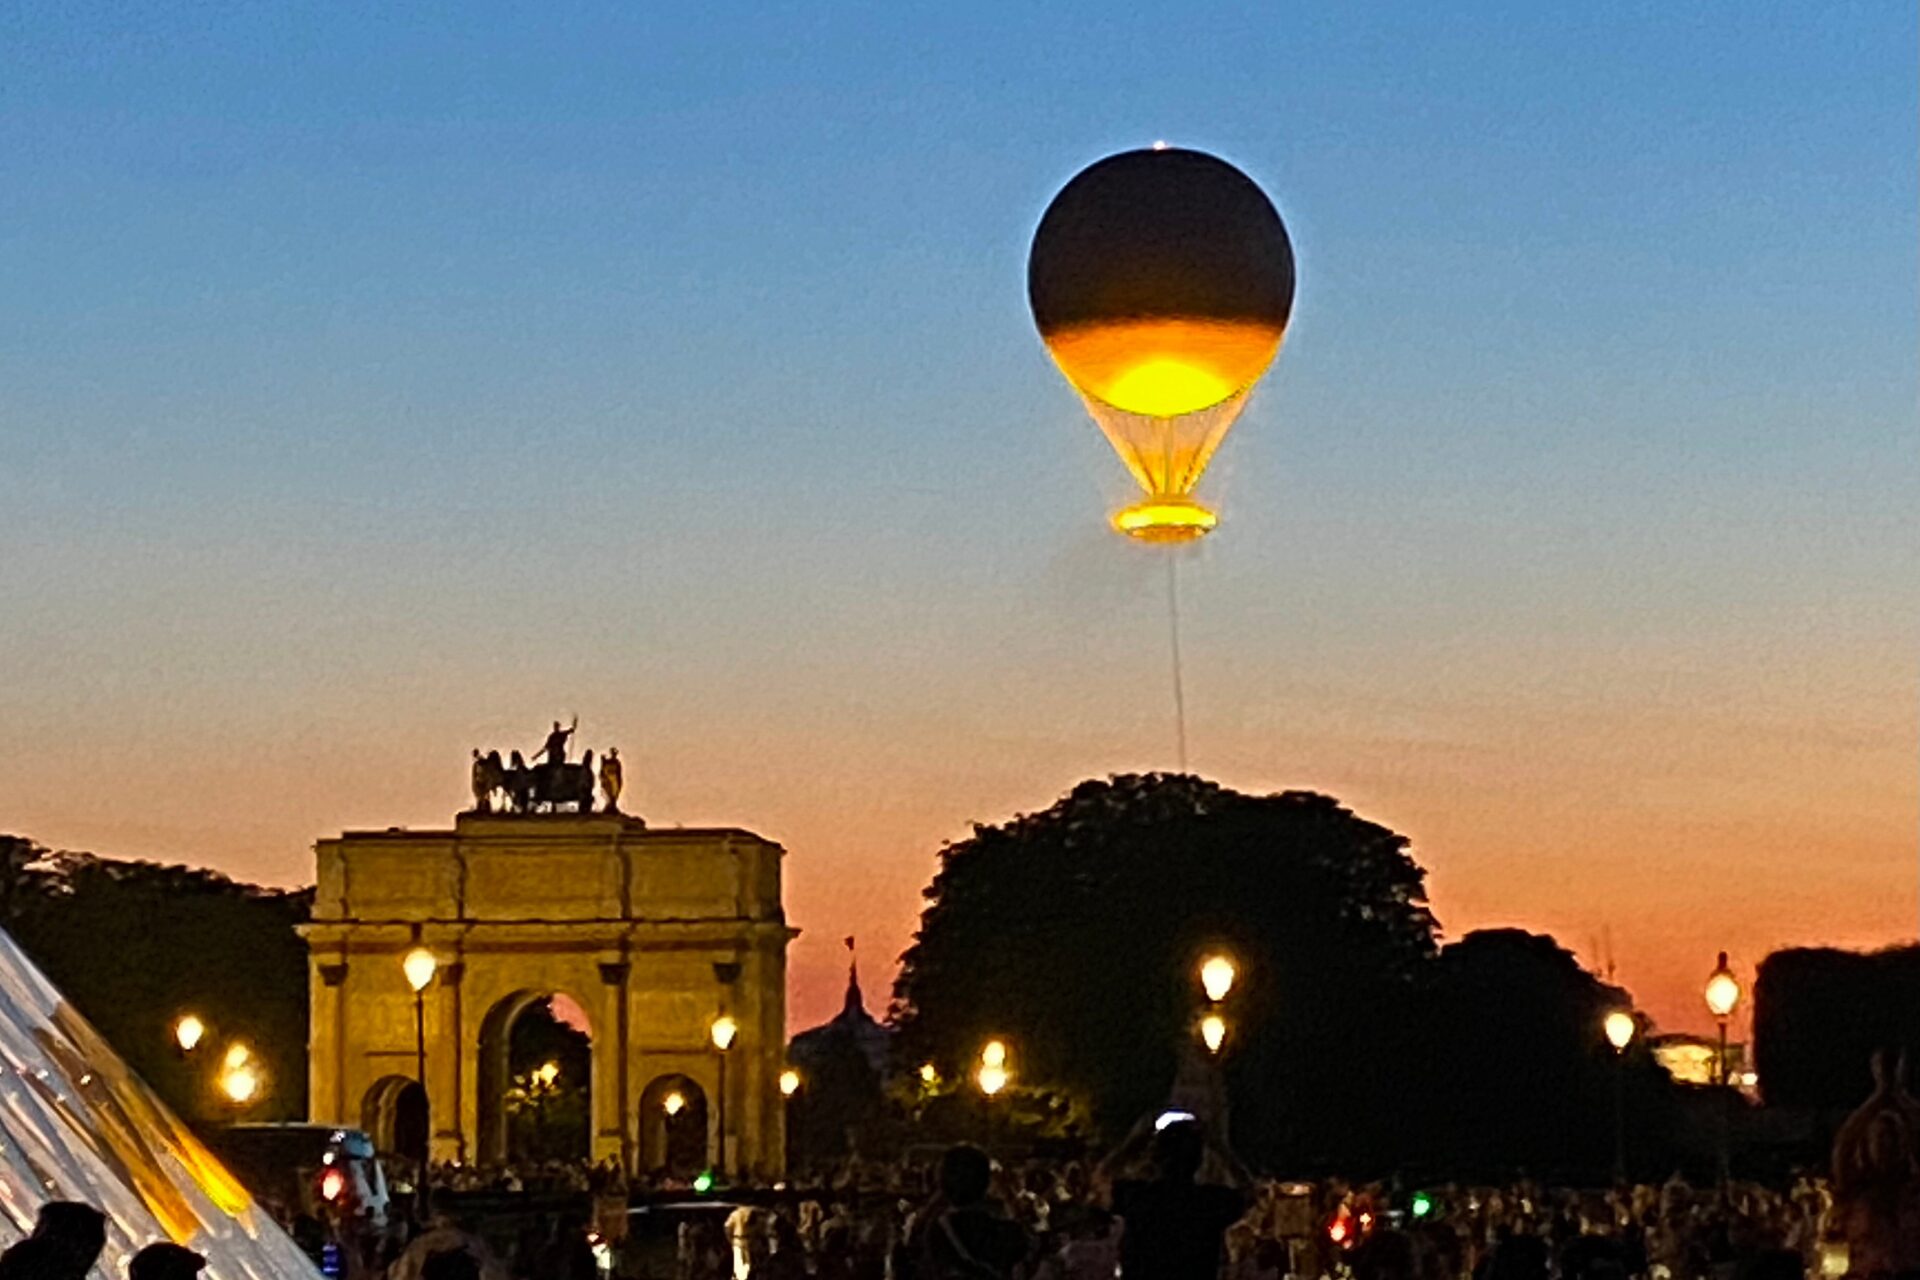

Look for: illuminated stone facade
[302,813,792,1176]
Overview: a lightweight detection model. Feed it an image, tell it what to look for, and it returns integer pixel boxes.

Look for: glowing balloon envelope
[1029,148,1295,541]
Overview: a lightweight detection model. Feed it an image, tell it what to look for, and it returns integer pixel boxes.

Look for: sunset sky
[3,3,1913,1041]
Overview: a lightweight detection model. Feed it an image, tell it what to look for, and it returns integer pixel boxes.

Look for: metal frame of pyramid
[0,928,318,1280]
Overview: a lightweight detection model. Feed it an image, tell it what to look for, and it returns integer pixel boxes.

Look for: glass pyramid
[0,928,318,1279]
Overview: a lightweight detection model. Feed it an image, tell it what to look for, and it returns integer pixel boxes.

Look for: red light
[320,1168,347,1202]
[1328,1220,1348,1244]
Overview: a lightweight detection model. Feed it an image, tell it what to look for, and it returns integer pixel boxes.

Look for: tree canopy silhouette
[1754,944,1920,1111]
[891,774,1437,1163]
[0,835,310,1123]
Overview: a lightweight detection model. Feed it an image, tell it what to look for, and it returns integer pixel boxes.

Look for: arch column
[595,959,632,1169]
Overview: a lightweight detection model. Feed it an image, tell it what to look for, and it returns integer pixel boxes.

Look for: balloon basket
[1113,498,1217,543]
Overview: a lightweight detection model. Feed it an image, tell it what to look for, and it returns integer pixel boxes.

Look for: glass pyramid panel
[0,928,318,1280]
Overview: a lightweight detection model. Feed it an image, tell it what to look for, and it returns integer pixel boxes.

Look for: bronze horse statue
[471,748,597,814]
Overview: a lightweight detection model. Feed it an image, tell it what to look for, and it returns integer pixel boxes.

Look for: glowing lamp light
[1200,955,1237,1003]
[1705,952,1740,1020]
[1604,1011,1636,1052]
[692,1171,714,1194]
[1200,1013,1227,1055]
[980,1039,1007,1069]
[1410,1192,1433,1219]
[977,1064,1009,1097]
[1113,498,1218,543]
[221,1064,261,1105]
[319,1168,347,1203]
[919,1063,939,1085]
[174,1015,205,1053]
[710,1015,738,1052]
[534,1061,560,1088]
[779,1069,801,1097]
[223,1041,252,1071]
[662,1091,686,1116]
[402,946,438,994]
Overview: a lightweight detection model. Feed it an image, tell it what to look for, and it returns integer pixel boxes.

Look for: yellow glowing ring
[1113,499,1218,542]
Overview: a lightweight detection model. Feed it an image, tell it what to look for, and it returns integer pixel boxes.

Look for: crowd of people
[0,1116,1880,1280]
[0,1202,229,1280]
[351,1117,1860,1280]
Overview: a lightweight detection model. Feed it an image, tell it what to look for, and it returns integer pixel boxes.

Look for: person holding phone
[1098,1115,1251,1280]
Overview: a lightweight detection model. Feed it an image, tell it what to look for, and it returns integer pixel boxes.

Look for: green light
[693,1171,714,1194]
[1411,1193,1432,1218]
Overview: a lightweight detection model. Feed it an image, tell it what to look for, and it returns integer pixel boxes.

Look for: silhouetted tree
[1406,929,1677,1180]
[1755,945,1920,1110]
[0,837,310,1122]
[892,775,1437,1165]
[787,1030,883,1164]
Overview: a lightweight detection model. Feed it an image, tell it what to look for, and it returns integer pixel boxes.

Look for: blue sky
[2,2,1913,1028]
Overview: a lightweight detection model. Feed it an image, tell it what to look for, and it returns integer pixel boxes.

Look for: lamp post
[402,945,438,1197]
[1704,952,1741,1190]
[976,1039,1010,1151]
[1604,1011,1636,1182]
[1199,954,1236,1004]
[218,1040,263,1112]
[174,1014,206,1054]
[710,1015,737,1179]
[1200,1012,1228,1056]
[1196,952,1237,1129]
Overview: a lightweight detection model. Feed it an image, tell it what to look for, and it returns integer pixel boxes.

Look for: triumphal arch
[302,729,794,1177]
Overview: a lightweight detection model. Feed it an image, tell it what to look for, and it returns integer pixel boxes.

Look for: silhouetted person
[1100,1118,1249,1280]
[389,1191,508,1280]
[421,1249,481,1280]
[1478,1232,1549,1280]
[1352,1231,1417,1280]
[0,1202,107,1280]
[128,1243,206,1280]
[906,1145,1029,1280]
[534,1215,596,1280]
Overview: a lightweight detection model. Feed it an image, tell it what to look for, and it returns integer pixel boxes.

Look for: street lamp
[174,1014,206,1054]
[1705,953,1740,1079]
[663,1090,686,1117]
[975,1039,1010,1150]
[1200,1012,1228,1056]
[1199,955,1236,1004]
[402,945,437,1192]
[220,1061,262,1107]
[1705,952,1741,1189]
[779,1069,801,1098]
[710,1015,737,1178]
[1603,1011,1636,1181]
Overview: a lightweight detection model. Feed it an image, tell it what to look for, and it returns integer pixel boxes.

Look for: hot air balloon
[1028,148,1295,541]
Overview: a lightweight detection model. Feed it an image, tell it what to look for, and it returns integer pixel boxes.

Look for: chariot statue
[468,718,620,815]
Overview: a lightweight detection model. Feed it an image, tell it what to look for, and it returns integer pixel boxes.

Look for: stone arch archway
[476,989,593,1166]
[362,1074,428,1160]
[639,1074,710,1177]
[305,811,792,1174]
